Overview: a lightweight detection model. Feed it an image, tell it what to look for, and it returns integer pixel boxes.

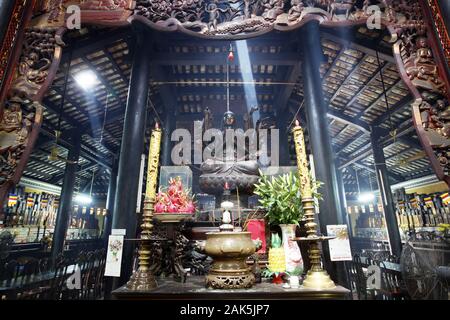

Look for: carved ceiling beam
[335,131,367,155]
[321,48,347,85]
[372,94,414,126]
[162,71,283,82]
[81,57,127,107]
[28,155,66,173]
[152,32,296,50]
[320,31,396,64]
[354,78,404,119]
[333,124,351,139]
[42,96,78,129]
[327,109,371,134]
[289,94,371,134]
[63,73,120,151]
[338,123,416,170]
[59,28,132,64]
[101,47,131,87]
[343,63,390,112]
[352,160,405,184]
[39,127,112,171]
[49,161,100,185]
[174,85,275,97]
[327,53,368,104]
[151,51,300,66]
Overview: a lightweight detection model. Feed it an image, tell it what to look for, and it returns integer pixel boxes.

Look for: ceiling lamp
[74,69,98,91]
[358,192,375,203]
[74,193,93,205]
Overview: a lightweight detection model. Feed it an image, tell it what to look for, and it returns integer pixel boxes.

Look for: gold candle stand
[292,120,336,290]
[126,123,162,290]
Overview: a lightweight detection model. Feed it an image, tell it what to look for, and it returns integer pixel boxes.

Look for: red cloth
[247,219,266,253]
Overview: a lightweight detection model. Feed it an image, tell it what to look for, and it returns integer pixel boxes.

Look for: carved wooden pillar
[371,128,402,258]
[111,23,152,289]
[103,156,119,242]
[51,133,81,262]
[0,2,15,42]
[300,21,348,286]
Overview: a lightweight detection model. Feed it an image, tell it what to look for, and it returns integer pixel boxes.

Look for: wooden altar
[112,276,350,300]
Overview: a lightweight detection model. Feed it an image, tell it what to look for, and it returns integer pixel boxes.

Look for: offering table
[112,276,350,300]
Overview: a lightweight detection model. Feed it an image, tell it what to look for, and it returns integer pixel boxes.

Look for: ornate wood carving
[29,0,134,26]
[392,2,450,187]
[0,0,34,115]
[425,0,450,70]
[130,0,428,39]
[0,25,65,209]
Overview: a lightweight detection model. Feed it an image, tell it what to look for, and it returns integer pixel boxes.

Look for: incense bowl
[204,231,256,289]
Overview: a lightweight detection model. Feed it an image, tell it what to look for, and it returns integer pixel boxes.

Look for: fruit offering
[155,177,195,214]
[268,233,286,273]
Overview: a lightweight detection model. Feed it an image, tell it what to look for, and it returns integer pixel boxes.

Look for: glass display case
[159,166,193,193]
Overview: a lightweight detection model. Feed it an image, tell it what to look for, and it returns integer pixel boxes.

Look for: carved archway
[1,0,449,208]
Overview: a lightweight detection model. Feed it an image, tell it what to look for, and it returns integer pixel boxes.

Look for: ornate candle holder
[126,123,162,290]
[292,120,335,290]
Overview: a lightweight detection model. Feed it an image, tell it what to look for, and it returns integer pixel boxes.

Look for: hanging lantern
[228,44,234,62]
[8,195,18,207]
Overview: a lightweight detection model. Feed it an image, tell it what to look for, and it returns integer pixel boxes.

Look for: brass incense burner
[204,231,256,289]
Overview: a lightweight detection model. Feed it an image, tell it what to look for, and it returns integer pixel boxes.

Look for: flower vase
[279,224,303,273]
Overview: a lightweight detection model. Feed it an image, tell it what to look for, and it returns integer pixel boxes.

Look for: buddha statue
[0,98,23,133]
[436,99,450,122]
[405,36,446,93]
[199,110,260,195]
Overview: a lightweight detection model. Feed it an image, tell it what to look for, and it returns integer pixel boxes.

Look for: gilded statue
[329,0,356,19]
[436,99,450,122]
[0,96,37,185]
[12,51,51,98]
[10,27,56,99]
[262,0,284,22]
[0,98,23,133]
[405,36,446,94]
[434,99,450,138]
[419,99,450,148]
[288,0,305,22]
[79,0,130,10]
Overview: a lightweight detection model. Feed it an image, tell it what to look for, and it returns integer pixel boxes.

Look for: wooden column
[0,1,15,45]
[438,1,450,33]
[370,128,402,258]
[111,25,152,289]
[51,133,81,262]
[300,21,347,285]
[103,157,118,242]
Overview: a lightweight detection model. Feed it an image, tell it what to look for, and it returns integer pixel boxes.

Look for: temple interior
[0,0,449,302]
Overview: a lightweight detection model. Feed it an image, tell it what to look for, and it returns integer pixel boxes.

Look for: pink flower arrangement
[155,177,196,214]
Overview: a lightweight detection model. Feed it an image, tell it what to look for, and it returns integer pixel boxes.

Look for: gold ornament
[292,120,335,290]
[126,123,162,290]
